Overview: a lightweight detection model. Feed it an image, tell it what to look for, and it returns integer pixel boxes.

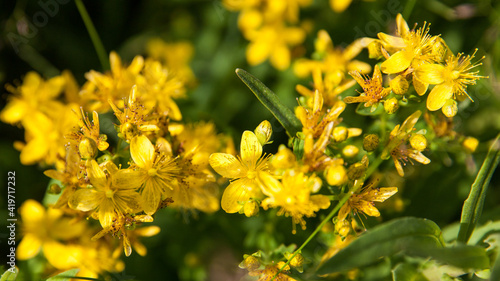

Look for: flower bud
[254,120,272,145]
[243,200,259,217]
[48,184,61,194]
[342,145,359,158]
[335,219,351,237]
[442,99,458,118]
[384,98,399,114]
[289,253,304,269]
[410,134,427,151]
[241,255,260,271]
[326,165,347,186]
[462,136,479,153]
[332,126,348,142]
[367,40,383,59]
[347,161,367,180]
[276,261,290,271]
[79,137,98,160]
[390,75,409,95]
[120,122,138,141]
[363,134,379,152]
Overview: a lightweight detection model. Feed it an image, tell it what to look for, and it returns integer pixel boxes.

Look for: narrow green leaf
[458,134,500,243]
[468,220,500,245]
[235,68,302,138]
[46,269,80,281]
[316,217,444,274]
[423,245,489,269]
[490,249,500,281]
[392,263,428,281]
[0,267,18,281]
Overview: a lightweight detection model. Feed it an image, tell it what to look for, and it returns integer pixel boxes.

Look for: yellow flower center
[247,170,256,179]
[105,188,115,199]
[286,196,295,205]
[148,168,158,177]
[450,70,460,80]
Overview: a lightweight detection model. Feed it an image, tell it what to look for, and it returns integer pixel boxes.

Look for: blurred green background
[1,0,500,280]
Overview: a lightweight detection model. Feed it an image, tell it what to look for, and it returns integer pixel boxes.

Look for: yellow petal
[135,226,161,237]
[338,203,350,221]
[359,200,380,217]
[141,181,162,215]
[20,136,49,165]
[114,169,145,190]
[98,200,116,228]
[221,179,256,213]
[427,83,454,111]
[366,187,398,202]
[409,151,431,165]
[246,41,271,66]
[19,199,45,225]
[114,189,142,214]
[209,153,245,179]
[377,33,405,49]
[133,240,147,257]
[16,233,42,260]
[413,75,429,96]
[270,45,290,70]
[69,188,101,212]
[86,160,107,189]
[415,64,445,85]
[0,99,28,124]
[330,0,352,12]
[240,131,262,167]
[310,195,331,209]
[380,50,413,74]
[43,240,81,269]
[396,13,410,38]
[130,135,154,169]
[257,171,282,196]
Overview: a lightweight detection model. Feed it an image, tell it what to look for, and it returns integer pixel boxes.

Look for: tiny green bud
[442,99,458,118]
[254,120,272,145]
[384,97,399,114]
[363,134,379,152]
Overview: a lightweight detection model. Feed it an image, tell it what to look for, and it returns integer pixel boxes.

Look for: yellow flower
[17,200,85,269]
[82,51,144,112]
[129,135,180,215]
[415,51,486,111]
[0,71,65,125]
[67,107,109,152]
[344,65,391,111]
[69,160,142,228]
[209,130,274,213]
[381,111,431,176]
[337,181,398,230]
[261,171,330,233]
[379,14,443,75]
[245,22,306,70]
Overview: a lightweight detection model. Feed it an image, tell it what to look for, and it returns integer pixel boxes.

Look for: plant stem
[272,178,367,280]
[402,0,417,20]
[75,0,109,71]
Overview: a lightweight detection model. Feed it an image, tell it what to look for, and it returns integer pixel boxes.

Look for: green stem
[75,0,109,71]
[402,0,417,20]
[272,178,367,280]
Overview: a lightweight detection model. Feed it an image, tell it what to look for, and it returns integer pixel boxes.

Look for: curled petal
[240,131,263,167]
[380,50,413,74]
[415,64,445,85]
[427,83,454,111]
[209,153,245,179]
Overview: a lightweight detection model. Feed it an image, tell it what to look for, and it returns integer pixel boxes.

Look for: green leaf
[46,269,81,281]
[468,220,500,245]
[316,217,444,274]
[0,267,18,281]
[392,263,428,281]
[458,134,500,243]
[422,245,489,269]
[235,68,302,138]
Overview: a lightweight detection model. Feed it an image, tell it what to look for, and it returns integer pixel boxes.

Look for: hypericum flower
[245,22,306,70]
[17,200,85,269]
[69,160,142,228]
[129,135,180,215]
[337,181,398,232]
[0,71,65,125]
[261,171,330,233]
[379,14,441,74]
[415,51,486,111]
[381,110,430,177]
[44,146,86,208]
[209,130,274,213]
[82,51,144,112]
[67,108,109,152]
[344,65,391,111]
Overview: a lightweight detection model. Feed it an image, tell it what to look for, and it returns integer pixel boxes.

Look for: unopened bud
[367,40,383,59]
[442,99,458,118]
[243,200,259,217]
[326,165,347,186]
[254,120,272,145]
[342,145,359,158]
[384,98,399,114]
[410,134,427,151]
[390,75,409,95]
[335,219,351,237]
[332,126,348,142]
[363,134,379,152]
[289,253,304,269]
[462,136,479,153]
[347,162,367,180]
[48,184,61,194]
[120,122,137,141]
[241,255,260,271]
[79,137,97,159]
